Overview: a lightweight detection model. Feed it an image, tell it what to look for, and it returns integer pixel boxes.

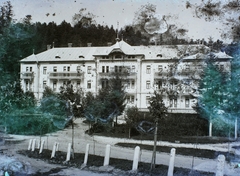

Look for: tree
[124,106,140,138]
[148,91,168,170]
[84,70,127,132]
[186,0,240,42]
[0,1,13,34]
[224,44,240,138]
[195,59,228,137]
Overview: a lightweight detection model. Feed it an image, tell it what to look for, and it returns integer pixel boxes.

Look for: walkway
[7,118,240,175]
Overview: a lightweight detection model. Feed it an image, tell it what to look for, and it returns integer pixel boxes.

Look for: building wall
[20,44,231,114]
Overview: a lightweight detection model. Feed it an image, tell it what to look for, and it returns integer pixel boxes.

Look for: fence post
[167,148,176,176]
[31,139,36,151]
[39,140,45,154]
[216,155,225,176]
[84,143,90,165]
[66,143,72,161]
[103,144,111,166]
[28,139,32,150]
[132,146,140,171]
[51,142,57,158]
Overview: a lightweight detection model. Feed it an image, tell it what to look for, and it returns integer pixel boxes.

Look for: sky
[1,0,236,43]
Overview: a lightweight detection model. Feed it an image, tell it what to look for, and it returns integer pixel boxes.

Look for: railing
[99,72,137,79]
[49,71,84,79]
[21,72,34,80]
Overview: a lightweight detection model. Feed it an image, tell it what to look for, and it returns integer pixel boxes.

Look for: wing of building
[20,40,232,114]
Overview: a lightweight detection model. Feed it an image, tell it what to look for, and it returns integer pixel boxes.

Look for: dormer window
[157,54,162,57]
[55,54,61,58]
[79,55,85,58]
[115,54,122,59]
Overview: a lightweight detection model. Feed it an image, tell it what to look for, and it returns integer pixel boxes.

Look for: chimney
[107,42,112,46]
[87,43,92,47]
[47,45,51,50]
[68,43,73,47]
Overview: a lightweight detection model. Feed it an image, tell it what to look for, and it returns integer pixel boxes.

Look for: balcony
[99,72,137,79]
[154,72,172,79]
[49,71,84,80]
[21,72,34,80]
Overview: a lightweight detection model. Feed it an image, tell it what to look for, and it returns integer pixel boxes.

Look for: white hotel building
[20,40,231,113]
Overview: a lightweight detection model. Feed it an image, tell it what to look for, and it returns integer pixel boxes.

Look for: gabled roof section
[213,51,232,59]
[93,40,143,56]
[20,47,97,62]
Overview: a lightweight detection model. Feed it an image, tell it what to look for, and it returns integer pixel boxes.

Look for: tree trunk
[71,119,74,159]
[150,119,158,171]
[209,120,212,137]
[235,118,238,139]
[128,127,131,139]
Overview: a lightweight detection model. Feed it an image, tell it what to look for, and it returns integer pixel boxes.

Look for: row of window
[42,66,93,75]
[101,55,136,59]
[146,96,190,108]
[101,65,136,73]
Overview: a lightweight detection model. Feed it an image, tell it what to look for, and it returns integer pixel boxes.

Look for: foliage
[148,91,168,121]
[186,0,240,42]
[5,112,59,135]
[223,44,240,121]
[58,84,85,117]
[42,86,55,98]
[195,61,227,122]
[85,72,127,126]
[124,106,141,138]
[125,106,141,126]
[40,95,66,117]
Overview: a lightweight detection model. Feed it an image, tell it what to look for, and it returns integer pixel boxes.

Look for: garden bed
[17,149,215,176]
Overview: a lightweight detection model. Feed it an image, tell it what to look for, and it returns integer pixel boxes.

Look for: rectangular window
[170,99,177,107]
[53,66,57,72]
[146,65,151,74]
[102,66,105,73]
[132,65,135,73]
[119,66,122,73]
[170,99,173,107]
[63,66,66,71]
[174,99,177,107]
[158,65,163,72]
[185,98,189,108]
[87,80,91,89]
[146,96,150,105]
[26,67,29,72]
[88,66,92,74]
[127,96,130,103]
[101,79,108,88]
[106,66,109,73]
[43,67,47,74]
[30,67,32,72]
[43,81,47,89]
[185,64,190,71]
[131,80,135,89]
[63,81,66,88]
[77,66,81,72]
[67,66,70,72]
[26,80,29,91]
[157,80,162,89]
[220,65,224,71]
[53,81,57,91]
[127,81,130,89]
[131,96,134,103]
[114,66,118,73]
[146,81,150,89]
[77,81,80,88]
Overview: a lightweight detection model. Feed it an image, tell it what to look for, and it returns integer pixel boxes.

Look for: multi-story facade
[20,40,231,113]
